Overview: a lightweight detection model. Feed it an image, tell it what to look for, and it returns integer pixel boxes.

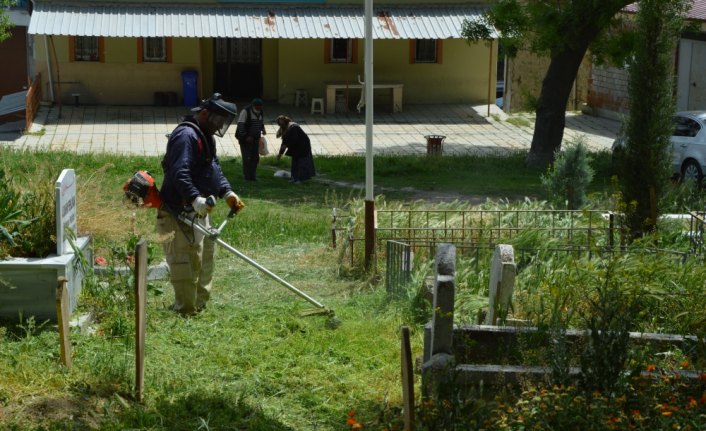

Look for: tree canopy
[463,0,635,168]
[0,0,16,43]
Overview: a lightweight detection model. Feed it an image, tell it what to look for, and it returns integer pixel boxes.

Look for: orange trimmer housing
[122,170,162,209]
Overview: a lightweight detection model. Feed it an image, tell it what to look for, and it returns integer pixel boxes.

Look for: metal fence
[385,240,412,297]
[332,207,706,268]
[374,209,621,251]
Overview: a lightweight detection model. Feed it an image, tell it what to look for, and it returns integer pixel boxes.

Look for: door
[688,41,706,110]
[214,39,263,100]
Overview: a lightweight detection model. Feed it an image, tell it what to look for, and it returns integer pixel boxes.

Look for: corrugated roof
[624,1,706,21]
[28,3,494,39]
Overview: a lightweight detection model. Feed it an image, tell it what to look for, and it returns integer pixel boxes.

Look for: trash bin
[181,70,198,107]
[425,135,446,155]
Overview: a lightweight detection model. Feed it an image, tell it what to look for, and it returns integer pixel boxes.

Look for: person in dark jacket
[235,98,266,181]
[157,93,244,316]
[275,115,316,184]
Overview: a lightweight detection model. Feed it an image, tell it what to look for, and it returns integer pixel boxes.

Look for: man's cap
[191,93,237,116]
[251,98,264,107]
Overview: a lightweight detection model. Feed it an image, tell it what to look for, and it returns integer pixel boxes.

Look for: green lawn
[2,148,704,430]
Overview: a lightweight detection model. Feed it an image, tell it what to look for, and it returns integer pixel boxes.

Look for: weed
[506,116,532,128]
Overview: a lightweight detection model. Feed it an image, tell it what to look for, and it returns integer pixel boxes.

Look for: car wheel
[681,160,703,184]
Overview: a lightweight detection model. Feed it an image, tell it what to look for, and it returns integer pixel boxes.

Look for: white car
[613,111,706,182]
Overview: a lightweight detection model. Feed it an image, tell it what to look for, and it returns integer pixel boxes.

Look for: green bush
[542,137,594,209]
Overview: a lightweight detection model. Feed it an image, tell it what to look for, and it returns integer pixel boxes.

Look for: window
[143,38,166,62]
[673,116,701,138]
[138,37,172,63]
[324,39,357,64]
[71,36,102,62]
[410,39,442,64]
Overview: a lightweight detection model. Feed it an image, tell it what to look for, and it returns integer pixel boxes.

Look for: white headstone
[486,244,516,325]
[55,169,77,255]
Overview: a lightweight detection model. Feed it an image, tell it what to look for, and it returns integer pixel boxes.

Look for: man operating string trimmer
[156,93,245,316]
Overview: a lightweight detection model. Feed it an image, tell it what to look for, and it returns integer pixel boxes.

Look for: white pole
[365,0,373,200]
[44,35,55,102]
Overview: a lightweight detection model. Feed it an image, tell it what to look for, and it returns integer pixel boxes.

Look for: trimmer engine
[122,170,162,209]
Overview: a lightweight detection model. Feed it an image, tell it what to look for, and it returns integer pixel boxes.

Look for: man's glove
[224,191,245,214]
[191,196,214,217]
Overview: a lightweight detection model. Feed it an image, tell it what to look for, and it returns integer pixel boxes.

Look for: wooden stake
[401,326,415,431]
[134,239,148,402]
[56,277,72,369]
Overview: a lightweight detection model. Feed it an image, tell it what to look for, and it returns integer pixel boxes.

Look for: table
[324,81,404,113]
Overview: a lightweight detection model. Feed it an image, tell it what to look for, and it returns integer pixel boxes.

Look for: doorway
[214,38,263,100]
[677,38,706,111]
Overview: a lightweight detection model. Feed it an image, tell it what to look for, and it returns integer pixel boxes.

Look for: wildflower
[607,415,620,424]
[646,364,656,373]
[687,397,698,409]
[95,256,108,266]
[662,411,672,416]
[681,360,690,369]
[347,418,359,426]
[347,410,356,418]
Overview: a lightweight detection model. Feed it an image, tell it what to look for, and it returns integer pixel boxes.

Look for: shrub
[542,137,594,209]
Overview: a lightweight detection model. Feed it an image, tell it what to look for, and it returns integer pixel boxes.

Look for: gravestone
[55,168,77,255]
[0,168,91,320]
[485,244,516,325]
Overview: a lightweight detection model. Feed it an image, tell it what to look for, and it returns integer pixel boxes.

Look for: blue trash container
[181,70,198,107]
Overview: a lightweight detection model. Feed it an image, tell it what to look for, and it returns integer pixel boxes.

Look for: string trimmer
[122,171,339,327]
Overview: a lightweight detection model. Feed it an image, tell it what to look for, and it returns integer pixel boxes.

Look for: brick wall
[586,65,630,114]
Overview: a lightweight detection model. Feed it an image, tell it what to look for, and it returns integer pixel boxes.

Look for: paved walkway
[0,102,621,157]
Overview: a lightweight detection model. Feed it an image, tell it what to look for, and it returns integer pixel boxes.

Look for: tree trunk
[526,44,593,169]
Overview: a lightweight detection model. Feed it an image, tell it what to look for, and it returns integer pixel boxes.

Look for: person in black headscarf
[275,115,316,184]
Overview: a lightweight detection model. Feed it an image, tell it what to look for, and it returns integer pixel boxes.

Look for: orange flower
[347,418,358,426]
[662,411,673,416]
[95,256,108,266]
[646,364,656,373]
[348,410,356,418]
[607,415,620,424]
[681,360,690,368]
[687,397,698,409]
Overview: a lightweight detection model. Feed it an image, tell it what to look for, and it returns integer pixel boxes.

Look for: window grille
[415,39,438,63]
[143,38,166,62]
[75,36,99,62]
[330,39,353,63]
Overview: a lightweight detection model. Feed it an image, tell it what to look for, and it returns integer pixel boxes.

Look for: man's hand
[192,196,214,217]
[224,191,245,214]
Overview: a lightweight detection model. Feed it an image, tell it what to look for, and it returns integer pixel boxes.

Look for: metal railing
[689,211,706,255]
[334,208,697,264]
[385,240,412,297]
[374,208,621,251]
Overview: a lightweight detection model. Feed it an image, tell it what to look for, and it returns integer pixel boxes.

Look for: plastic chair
[310,98,324,115]
[295,89,308,107]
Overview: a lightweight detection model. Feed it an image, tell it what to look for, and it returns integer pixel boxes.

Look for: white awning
[28,3,496,39]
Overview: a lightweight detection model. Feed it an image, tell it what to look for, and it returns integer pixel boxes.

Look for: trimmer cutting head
[299,308,341,329]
